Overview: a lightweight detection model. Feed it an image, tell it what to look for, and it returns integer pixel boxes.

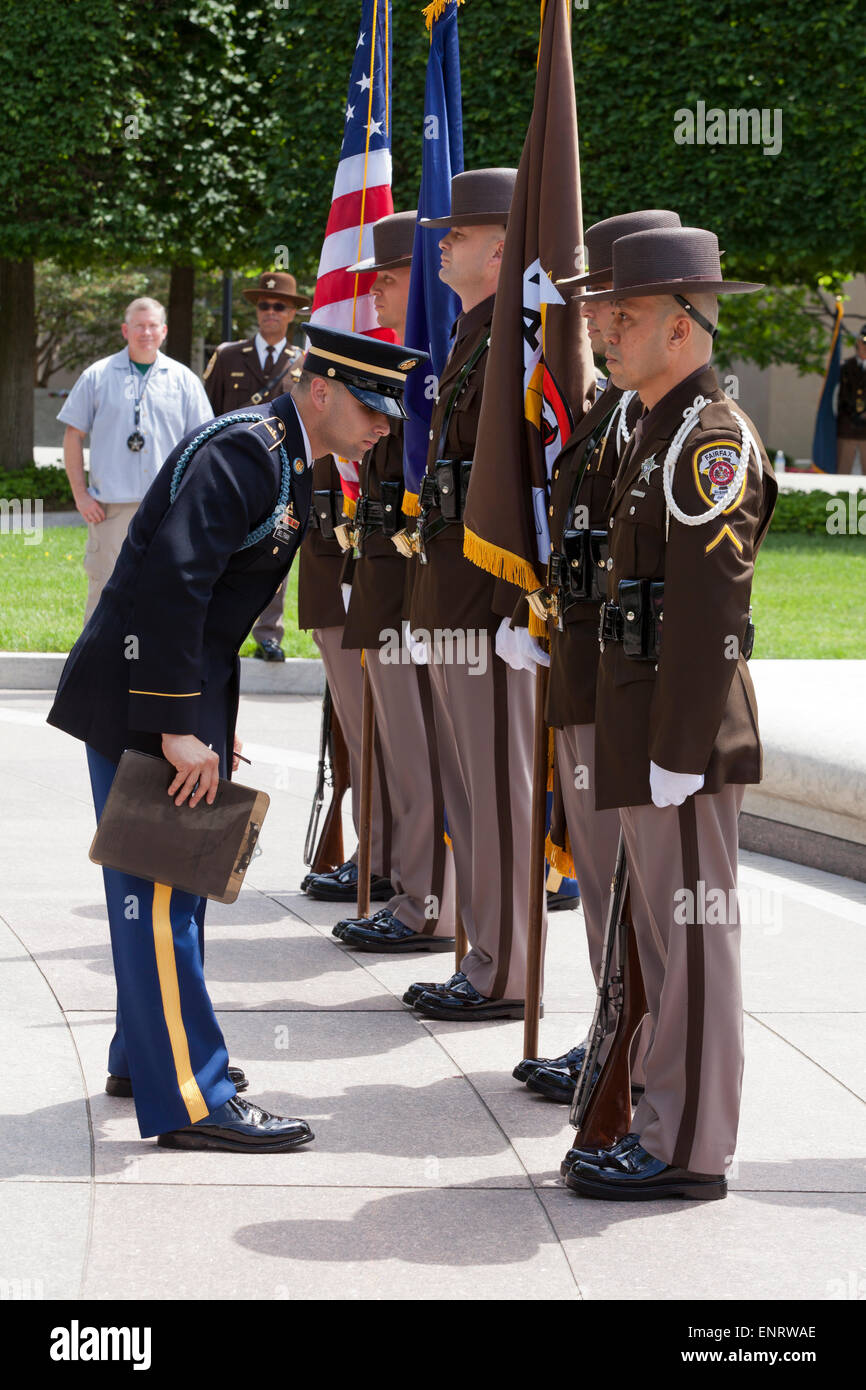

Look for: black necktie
[264,346,275,377]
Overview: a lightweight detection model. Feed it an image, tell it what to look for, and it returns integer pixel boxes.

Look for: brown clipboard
[89,750,270,904]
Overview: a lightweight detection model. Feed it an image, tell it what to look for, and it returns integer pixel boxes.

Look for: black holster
[310,489,343,541]
[600,579,664,660]
[433,459,473,522]
[549,528,610,610]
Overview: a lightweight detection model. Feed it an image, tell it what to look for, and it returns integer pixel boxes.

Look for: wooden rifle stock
[308,692,350,875]
[569,833,647,1151]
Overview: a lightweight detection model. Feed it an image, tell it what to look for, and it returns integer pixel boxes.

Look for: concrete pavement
[1,689,864,1302]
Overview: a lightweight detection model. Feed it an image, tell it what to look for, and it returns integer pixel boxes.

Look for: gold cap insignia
[398,358,418,371]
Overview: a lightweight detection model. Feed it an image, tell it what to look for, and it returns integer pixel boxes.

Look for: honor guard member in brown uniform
[298,449,395,904]
[203,271,311,660]
[563,227,777,1200]
[47,325,419,1152]
[513,211,681,1102]
[400,168,545,1020]
[331,211,456,953]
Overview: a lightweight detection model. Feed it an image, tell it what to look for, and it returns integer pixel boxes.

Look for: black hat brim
[343,383,407,419]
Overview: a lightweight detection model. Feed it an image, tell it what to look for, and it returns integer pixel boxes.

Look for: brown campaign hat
[242,271,312,310]
[583,227,764,301]
[557,210,682,288]
[347,210,417,273]
[420,168,517,230]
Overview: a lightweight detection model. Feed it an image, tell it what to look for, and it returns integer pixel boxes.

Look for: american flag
[308,0,396,505]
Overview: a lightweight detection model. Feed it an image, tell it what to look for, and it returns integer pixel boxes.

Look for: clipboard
[89,750,270,904]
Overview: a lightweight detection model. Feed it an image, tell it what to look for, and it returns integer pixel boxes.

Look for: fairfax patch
[693,440,746,511]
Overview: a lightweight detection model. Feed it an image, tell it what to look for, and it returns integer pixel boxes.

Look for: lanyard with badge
[127,361,157,452]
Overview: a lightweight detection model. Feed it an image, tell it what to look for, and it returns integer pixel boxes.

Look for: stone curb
[0,651,324,695]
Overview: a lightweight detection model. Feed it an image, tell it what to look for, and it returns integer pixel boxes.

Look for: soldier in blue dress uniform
[48,326,426,1152]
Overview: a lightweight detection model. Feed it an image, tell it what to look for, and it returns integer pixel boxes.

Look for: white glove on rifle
[341,583,352,615]
[495,617,550,673]
[649,761,705,808]
[403,620,429,665]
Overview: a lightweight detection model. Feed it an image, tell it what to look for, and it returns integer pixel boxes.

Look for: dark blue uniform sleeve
[126,427,277,735]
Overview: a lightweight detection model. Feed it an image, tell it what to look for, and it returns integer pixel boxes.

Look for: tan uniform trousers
[366,649,455,936]
[82,502,139,626]
[312,626,390,878]
[621,783,746,1175]
[428,641,544,1000]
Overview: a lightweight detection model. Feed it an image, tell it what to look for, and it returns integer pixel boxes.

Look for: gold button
[272,547,279,555]
[548,505,554,517]
[553,469,559,479]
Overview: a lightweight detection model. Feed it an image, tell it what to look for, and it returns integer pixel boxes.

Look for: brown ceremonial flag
[463,0,594,631]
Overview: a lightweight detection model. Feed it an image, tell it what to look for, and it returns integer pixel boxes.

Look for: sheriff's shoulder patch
[202,350,218,381]
[692,438,746,512]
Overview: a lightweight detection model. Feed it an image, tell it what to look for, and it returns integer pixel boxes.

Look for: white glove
[403,620,429,665]
[340,583,352,614]
[649,761,705,808]
[494,617,550,672]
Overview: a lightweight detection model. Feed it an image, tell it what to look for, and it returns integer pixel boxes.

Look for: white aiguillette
[89,750,269,904]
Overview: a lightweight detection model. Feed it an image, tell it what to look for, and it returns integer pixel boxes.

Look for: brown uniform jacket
[203,338,303,415]
[341,420,409,650]
[297,455,349,630]
[837,356,866,439]
[594,364,777,811]
[408,295,523,634]
[545,379,637,728]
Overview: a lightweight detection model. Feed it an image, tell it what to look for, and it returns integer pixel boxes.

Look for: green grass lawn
[0,526,317,657]
[0,525,863,658]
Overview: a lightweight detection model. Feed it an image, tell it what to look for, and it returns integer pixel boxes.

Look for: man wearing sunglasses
[204,272,312,659]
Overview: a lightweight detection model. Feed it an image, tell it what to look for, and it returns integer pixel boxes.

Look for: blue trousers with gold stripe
[87,747,236,1138]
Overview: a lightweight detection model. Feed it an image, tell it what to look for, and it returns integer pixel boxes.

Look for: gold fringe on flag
[545,830,575,881]
[423,0,464,33]
[463,526,542,599]
[402,490,420,517]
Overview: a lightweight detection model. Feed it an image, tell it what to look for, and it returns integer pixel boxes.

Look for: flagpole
[523,659,550,1058]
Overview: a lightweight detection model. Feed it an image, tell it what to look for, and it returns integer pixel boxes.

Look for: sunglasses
[257,300,290,312]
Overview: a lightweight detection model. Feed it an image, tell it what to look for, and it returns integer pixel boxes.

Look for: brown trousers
[366,649,455,936]
[428,642,544,1000]
[312,626,391,878]
[836,437,864,475]
[621,784,746,1175]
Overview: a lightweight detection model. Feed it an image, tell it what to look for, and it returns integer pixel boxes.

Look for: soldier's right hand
[162,734,221,808]
[75,493,106,525]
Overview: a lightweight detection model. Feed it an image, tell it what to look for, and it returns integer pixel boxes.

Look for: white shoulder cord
[612,389,638,454]
[662,394,763,537]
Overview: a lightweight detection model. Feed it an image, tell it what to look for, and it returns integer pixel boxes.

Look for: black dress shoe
[559,1130,641,1176]
[565,1141,726,1201]
[253,639,286,662]
[339,909,455,954]
[546,889,581,912]
[158,1095,314,1152]
[412,978,540,1022]
[402,971,467,1006]
[526,1060,602,1103]
[305,860,395,903]
[106,1064,249,1099]
[513,1042,586,1085]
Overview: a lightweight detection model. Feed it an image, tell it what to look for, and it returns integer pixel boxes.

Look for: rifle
[304,683,350,874]
[568,832,647,1151]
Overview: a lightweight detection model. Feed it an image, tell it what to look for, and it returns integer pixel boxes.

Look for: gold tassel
[545,831,575,882]
[403,490,421,517]
[463,526,542,596]
[423,0,464,33]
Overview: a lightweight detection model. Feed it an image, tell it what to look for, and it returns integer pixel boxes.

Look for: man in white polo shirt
[59,296,213,624]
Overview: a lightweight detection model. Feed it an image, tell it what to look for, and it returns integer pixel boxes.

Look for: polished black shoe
[559,1130,641,1176]
[106,1064,248,1099]
[253,639,286,662]
[402,971,467,1006]
[339,909,455,954]
[412,978,539,1022]
[546,889,581,912]
[513,1042,586,1085]
[157,1095,314,1152]
[565,1141,726,1201]
[526,1060,601,1103]
[305,860,394,903]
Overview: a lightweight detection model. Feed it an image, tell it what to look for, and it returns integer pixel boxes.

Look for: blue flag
[402,0,464,504]
[812,299,843,472]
